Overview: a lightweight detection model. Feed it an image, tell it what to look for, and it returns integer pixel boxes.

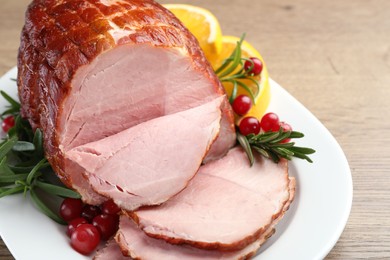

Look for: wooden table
[1,0,389,259]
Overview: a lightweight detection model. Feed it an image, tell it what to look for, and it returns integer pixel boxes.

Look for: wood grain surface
[1,0,390,259]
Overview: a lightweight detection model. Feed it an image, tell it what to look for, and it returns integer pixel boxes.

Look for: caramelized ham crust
[17,0,235,204]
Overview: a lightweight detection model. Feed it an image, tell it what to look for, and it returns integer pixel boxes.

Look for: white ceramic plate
[0,67,352,260]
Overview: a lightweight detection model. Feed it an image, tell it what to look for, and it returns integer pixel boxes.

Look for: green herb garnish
[0,91,79,224]
[215,34,260,104]
[237,129,315,166]
[215,36,315,165]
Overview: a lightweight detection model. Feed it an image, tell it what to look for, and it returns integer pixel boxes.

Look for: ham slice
[94,239,128,260]
[17,0,235,204]
[115,216,270,260]
[93,178,296,259]
[129,147,292,251]
[66,97,223,210]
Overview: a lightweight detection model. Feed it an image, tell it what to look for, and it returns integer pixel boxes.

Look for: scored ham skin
[93,178,296,260]
[66,97,223,211]
[17,0,235,203]
[129,147,292,251]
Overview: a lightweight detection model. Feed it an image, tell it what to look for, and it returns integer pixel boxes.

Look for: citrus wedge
[164,4,222,60]
[209,36,271,121]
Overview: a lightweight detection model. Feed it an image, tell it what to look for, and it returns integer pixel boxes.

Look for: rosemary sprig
[214,34,315,165]
[0,90,20,119]
[215,34,260,104]
[237,128,316,166]
[0,90,80,224]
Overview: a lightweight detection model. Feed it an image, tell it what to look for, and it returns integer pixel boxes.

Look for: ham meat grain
[17,0,235,204]
[115,216,270,260]
[66,97,223,211]
[94,239,128,260]
[93,177,296,259]
[130,147,292,251]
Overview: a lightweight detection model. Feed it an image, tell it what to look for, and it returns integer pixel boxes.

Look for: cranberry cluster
[231,57,292,138]
[60,198,120,255]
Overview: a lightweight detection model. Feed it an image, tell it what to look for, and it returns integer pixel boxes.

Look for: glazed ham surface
[66,97,223,211]
[17,0,235,204]
[130,147,292,251]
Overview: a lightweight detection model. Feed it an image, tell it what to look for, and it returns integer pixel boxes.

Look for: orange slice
[164,4,223,61]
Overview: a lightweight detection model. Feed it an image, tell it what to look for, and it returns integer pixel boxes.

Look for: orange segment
[164,4,222,60]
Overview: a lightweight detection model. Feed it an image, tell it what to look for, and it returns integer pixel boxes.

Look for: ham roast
[66,97,223,210]
[17,0,297,257]
[129,147,293,251]
[17,0,235,204]
[93,173,296,259]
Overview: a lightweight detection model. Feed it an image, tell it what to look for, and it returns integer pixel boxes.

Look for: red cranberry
[81,205,101,222]
[101,200,121,215]
[70,224,100,255]
[232,95,252,115]
[239,117,261,136]
[92,214,119,240]
[1,115,15,132]
[59,198,84,222]
[260,112,280,132]
[66,217,88,237]
[280,121,293,143]
[244,57,263,76]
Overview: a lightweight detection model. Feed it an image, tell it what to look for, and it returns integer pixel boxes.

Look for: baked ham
[93,175,296,259]
[17,0,235,204]
[129,147,293,251]
[66,97,223,210]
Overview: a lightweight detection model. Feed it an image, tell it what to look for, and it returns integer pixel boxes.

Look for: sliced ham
[94,179,296,260]
[93,239,128,260]
[129,147,292,251]
[115,216,269,260]
[17,0,235,204]
[66,97,223,211]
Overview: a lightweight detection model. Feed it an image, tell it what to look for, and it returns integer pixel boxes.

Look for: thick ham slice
[129,147,292,251]
[93,179,295,259]
[66,97,223,210]
[17,0,235,204]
